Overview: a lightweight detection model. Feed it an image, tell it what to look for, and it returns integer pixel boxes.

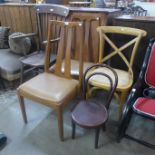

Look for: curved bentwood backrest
[83,64,118,109]
[145,43,155,87]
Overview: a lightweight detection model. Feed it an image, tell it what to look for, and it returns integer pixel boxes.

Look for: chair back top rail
[34,4,70,17]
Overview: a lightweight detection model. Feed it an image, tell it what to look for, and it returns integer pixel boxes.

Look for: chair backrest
[34,4,70,49]
[97,26,147,78]
[83,64,118,109]
[45,20,84,81]
[145,42,155,87]
[71,14,100,62]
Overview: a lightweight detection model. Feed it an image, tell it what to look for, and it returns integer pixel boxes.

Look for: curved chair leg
[102,123,106,132]
[95,127,100,149]
[72,120,76,139]
[17,91,27,124]
[57,106,64,141]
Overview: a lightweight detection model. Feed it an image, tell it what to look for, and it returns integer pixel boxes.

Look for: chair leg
[57,106,64,141]
[102,123,106,132]
[72,120,76,139]
[20,63,24,84]
[117,107,133,142]
[95,127,100,149]
[17,91,27,123]
[119,91,128,117]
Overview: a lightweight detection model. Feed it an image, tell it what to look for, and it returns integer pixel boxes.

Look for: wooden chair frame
[19,5,70,83]
[17,20,83,141]
[89,26,147,115]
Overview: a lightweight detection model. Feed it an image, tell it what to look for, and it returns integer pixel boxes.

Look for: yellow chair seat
[50,60,94,76]
[88,67,133,90]
[18,73,79,104]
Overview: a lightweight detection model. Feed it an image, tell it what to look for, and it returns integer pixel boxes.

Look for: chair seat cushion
[133,97,155,118]
[88,67,132,90]
[18,73,79,105]
[72,99,108,127]
[9,32,31,55]
[0,49,21,81]
[50,59,94,76]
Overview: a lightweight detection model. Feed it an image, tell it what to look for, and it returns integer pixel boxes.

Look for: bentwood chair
[88,26,146,115]
[71,64,118,148]
[19,5,69,83]
[17,20,84,141]
[117,38,155,149]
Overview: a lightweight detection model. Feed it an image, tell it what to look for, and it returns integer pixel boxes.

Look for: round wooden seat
[72,99,108,128]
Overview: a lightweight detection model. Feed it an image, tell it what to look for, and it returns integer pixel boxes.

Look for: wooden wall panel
[0,5,37,33]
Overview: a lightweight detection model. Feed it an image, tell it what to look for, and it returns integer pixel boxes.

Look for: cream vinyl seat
[18,73,78,104]
[17,20,84,141]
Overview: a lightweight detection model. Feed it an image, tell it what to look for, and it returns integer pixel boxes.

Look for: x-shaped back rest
[97,26,147,78]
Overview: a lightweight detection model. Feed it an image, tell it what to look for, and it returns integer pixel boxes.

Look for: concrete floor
[0,88,155,155]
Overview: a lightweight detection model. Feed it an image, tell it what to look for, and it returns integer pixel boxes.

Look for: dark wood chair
[19,5,69,83]
[71,64,118,148]
[117,38,155,149]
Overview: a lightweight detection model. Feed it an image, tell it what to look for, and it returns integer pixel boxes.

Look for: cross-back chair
[117,38,155,149]
[17,20,84,141]
[19,5,69,83]
[88,26,147,115]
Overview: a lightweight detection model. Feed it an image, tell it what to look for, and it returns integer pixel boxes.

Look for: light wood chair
[50,14,101,78]
[17,20,84,141]
[88,26,147,115]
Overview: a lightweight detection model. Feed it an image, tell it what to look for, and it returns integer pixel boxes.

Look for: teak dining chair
[17,20,84,141]
[88,26,146,115]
